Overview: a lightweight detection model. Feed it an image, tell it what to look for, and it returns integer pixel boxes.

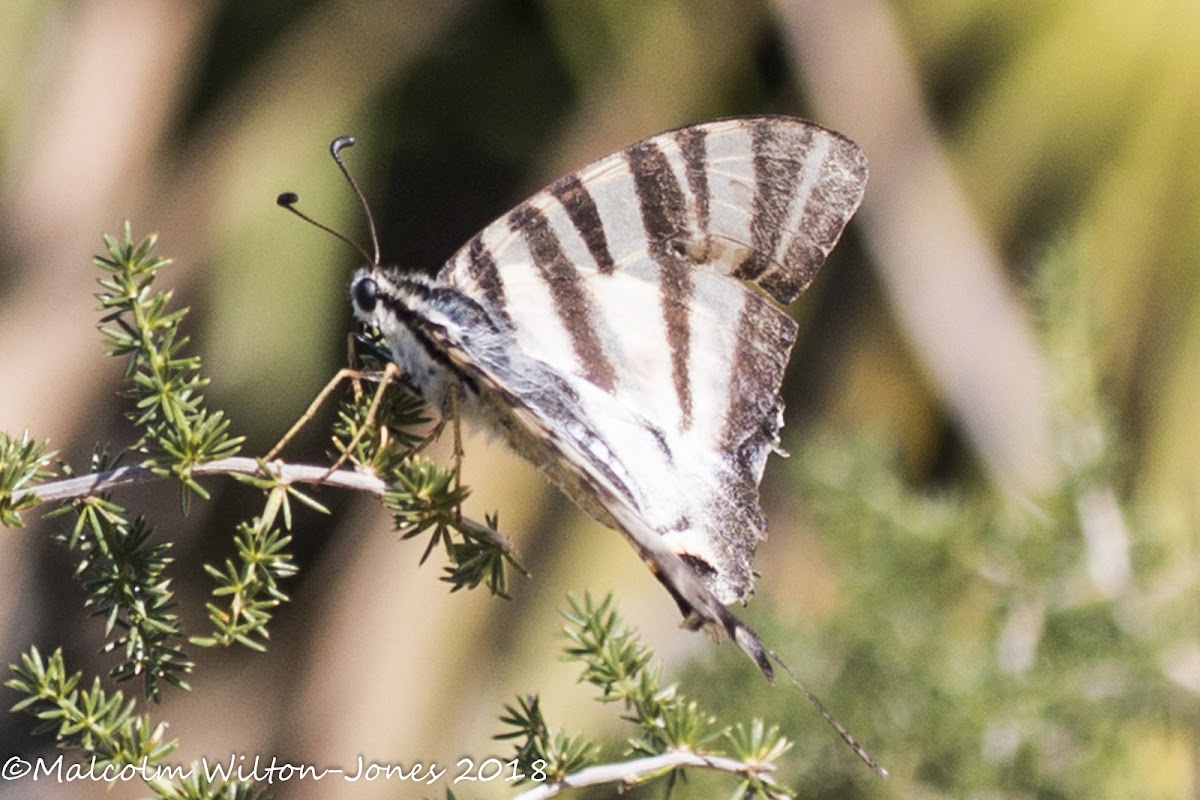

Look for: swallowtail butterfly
[284,116,874,767]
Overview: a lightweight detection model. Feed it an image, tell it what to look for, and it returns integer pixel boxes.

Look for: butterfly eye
[352,276,379,313]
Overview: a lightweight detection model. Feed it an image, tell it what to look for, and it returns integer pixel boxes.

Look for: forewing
[441,115,865,460]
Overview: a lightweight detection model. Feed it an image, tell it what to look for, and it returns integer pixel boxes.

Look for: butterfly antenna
[275,192,374,265]
[329,135,381,266]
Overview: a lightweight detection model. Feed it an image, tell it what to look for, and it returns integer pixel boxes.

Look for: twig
[512,749,782,800]
[10,456,514,554]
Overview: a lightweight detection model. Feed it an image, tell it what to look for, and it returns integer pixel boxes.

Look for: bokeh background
[2,0,1198,798]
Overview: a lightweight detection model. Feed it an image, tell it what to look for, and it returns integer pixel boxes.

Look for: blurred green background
[1,0,1198,798]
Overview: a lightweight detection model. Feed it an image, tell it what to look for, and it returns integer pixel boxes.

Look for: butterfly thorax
[350,267,499,410]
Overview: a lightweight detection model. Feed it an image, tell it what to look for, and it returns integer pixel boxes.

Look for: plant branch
[12,457,514,555]
[513,749,783,799]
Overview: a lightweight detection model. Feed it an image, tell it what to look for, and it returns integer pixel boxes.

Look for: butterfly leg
[441,384,466,522]
[405,383,464,455]
[447,385,464,471]
[320,361,401,479]
[407,403,448,456]
[266,333,386,462]
[264,366,364,462]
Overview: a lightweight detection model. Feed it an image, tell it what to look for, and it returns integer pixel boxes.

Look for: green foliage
[726,719,794,775]
[0,226,519,668]
[1,228,525,799]
[329,363,432,468]
[497,593,795,797]
[152,777,269,800]
[330,349,524,596]
[387,455,470,559]
[498,693,597,783]
[0,430,55,526]
[440,510,517,596]
[755,430,1179,797]
[5,647,261,799]
[95,222,244,508]
[6,646,176,769]
[193,483,301,651]
[45,466,193,701]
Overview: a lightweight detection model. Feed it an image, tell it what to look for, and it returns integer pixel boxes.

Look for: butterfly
[342,115,866,666]
[282,116,873,766]
[282,112,878,767]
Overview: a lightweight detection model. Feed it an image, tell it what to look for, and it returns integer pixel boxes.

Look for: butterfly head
[351,267,500,339]
[347,267,448,403]
[349,267,441,325]
[350,269,381,316]
[350,266,509,410]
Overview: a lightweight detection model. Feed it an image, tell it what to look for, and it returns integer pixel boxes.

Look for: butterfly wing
[395,312,775,676]
[437,116,868,610]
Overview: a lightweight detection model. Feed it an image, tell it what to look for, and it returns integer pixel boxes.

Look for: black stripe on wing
[508,202,618,392]
[551,174,617,275]
[626,140,696,429]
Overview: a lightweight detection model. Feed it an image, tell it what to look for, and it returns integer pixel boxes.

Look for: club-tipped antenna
[275,192,374,265]
[329,135,381,267]
[275,135,382,266]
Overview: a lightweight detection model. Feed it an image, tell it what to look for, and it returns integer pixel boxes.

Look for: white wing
[438,116,867,607]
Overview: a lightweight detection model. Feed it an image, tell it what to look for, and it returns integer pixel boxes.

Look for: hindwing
[437,116,867,606]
